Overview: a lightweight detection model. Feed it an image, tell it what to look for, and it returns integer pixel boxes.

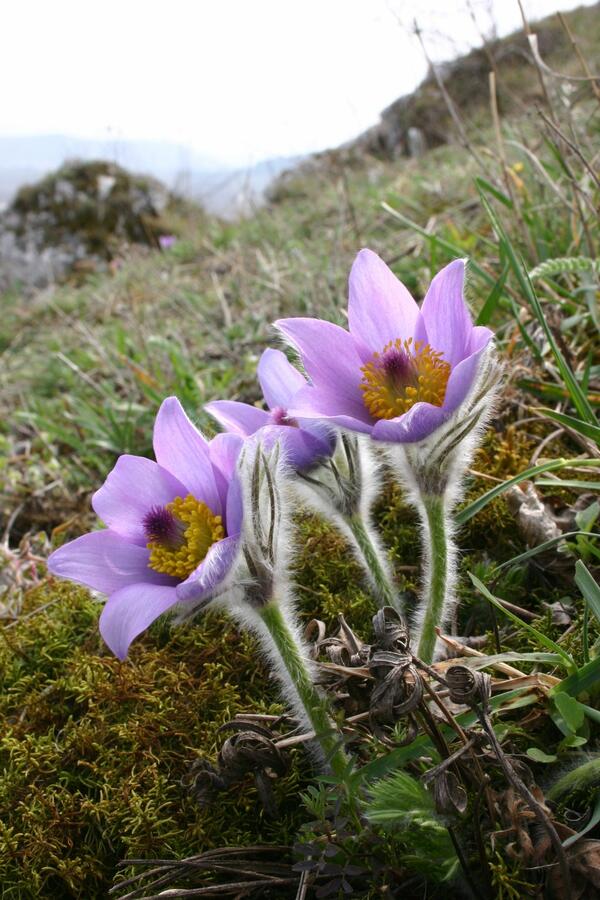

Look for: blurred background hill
[1,0,598,293]
[0,0,597,221]
[0,135,299,218]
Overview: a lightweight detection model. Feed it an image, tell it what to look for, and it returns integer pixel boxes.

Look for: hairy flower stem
[416,494,453,664]
[258,601,351,779]
[345,514,402,614]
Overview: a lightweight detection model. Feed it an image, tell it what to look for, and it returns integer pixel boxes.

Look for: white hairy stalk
[386,350,501,663]
[232,443,352,778]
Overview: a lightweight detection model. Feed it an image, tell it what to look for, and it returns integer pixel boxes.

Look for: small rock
[0,160,172,292]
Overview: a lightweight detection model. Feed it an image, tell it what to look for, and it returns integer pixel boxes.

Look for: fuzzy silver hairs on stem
[232,441,353,779]
[385,348,502,663]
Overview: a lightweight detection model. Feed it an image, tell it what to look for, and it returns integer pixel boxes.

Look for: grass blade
[478,189,597,424]
[381,201,495,287]
[575,560,600,624]
[554,656,600,698]
[458,458,600,524]
[535,479,600,490]
[491,531,592,573]
[469,573,576,672]
[477,262,509,325]
[537,407,600,445]
[463,651,568,669]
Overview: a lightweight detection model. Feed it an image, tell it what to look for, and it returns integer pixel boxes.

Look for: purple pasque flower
[205,348,334,470]
[275,249,494,444]
[48,397,243,660]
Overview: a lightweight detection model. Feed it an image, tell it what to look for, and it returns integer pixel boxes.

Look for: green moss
[292,485,426,640]
[293,512,378,635]
[0,483,458,897]
[0,582,305,897]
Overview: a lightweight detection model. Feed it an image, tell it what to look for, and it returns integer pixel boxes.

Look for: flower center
[144,494,224,579]
[360,337,451,420]
[270,406,299,427]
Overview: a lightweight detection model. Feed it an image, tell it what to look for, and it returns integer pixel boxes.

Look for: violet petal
[92,455,187,545]
[48,530,175,595]
[442,343,490,413]
[275,318,367,419]
[208,431,244,517]
[205,400,269,437]
[348,249,419,356]
[418,259,473,367]
[275,320,372,426]
[153,397,221,515]
[255,423,332,471]
[209,432,244,479]
[469,325,494,354]
[225,475,243,537]
[99,582,180,660]
[176,535,240,604]
[257,348,307,409]
[371,403,449,444]
[298,417,337,455]
[287,384,373,431]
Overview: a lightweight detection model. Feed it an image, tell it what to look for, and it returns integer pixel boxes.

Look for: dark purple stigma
[381,347,413,386]
[143,505,184,548]
[270,406,299,428]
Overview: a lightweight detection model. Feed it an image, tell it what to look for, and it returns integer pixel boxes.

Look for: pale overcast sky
[1,0,595,166]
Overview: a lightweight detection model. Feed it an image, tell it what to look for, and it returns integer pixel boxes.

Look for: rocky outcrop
[0,160,171,291]
[352,22,566,160]
[267,17,572,205]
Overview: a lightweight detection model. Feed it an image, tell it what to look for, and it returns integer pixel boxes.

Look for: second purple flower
[205,348,334,470]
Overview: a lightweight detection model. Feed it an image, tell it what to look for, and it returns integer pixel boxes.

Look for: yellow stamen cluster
[360,337,451,420]
[147,494,224,579]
